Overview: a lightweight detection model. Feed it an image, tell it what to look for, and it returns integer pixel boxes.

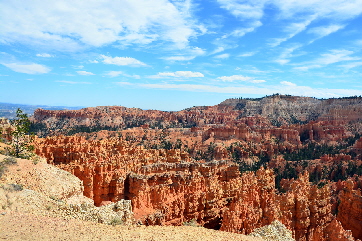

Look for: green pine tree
[7,108,34,158]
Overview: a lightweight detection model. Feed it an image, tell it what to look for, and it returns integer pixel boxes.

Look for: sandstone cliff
[30,95,362,137]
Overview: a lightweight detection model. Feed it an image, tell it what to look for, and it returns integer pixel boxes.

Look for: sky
[1,0,362,111]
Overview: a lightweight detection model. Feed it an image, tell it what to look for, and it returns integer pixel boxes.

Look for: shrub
[109,216,124,226]
[183,219,199,227]
[0,156,17,178]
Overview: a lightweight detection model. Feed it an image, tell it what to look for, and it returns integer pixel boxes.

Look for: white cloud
[76,71,95,76]
[72,65,84,69]
[163,56,196,61]
[214,53,230,59]
[269,17,315,47]
[152,71,204,78]
[105,71,124,77]
[101,55,147,67]
[0,0,203,51]
[89,60,99,64]
[105,71,140,79]
[36,53,53,57]
[217,0,362,46]
[223,21,262,39]
[236,66,269,74]
[217,0,266,20]
[339,61,362,69]
[293,50,360,71]
[307,24,345,39]
[217,75,266,83]
[210,47,225,55]
[239,52,256,57]
[293,66,317,71]
[280,81,296,86]
[56,80,91,84]
[274,44,303,65]
[314,49,360,65]
[2,62,51,74]
[273,0,362,20]
[162,46,205,62]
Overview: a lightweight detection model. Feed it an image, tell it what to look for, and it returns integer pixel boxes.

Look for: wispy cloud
[2,62,51,74]
[307,24,345,41]
[150,71,204,78]
[339,61,362,69]
[72,65,84,69]
[101,55,147,67]
[105,70,140,78]
[269,17,315,47]
[294,49,360,70]
[315,50,360,65]
[275,0,362,20]
[36,53,53,57]
[163,46,206,62]
[77,71,95,76]
[274,44,303,65]
[217,0,265,20]
[210,47,225,55]
[105,71,124,77]
[280,81,296,86]
[214,53,230,59]
[217,75,266,83]
[235,66,267,74]
[239,52,256,57]
[56,80,91,84]
[218,0,362,48]
[222,21,262,39]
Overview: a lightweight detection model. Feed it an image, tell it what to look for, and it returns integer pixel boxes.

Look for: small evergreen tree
[7,108,34,158]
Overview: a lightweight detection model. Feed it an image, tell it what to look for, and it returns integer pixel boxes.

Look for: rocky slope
[0,154,133,225]
[0,154,295,241]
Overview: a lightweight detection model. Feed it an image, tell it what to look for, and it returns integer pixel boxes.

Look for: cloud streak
[101,55,147,67]
[217,75,266,83]
[56,80,91,84]
[2,62,51,74]
[151,71,204,78]
[77,71,95,75]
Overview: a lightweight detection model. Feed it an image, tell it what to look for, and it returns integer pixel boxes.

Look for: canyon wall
[34,135,361,240]
[31,95,362,138]
[30,95,362,240]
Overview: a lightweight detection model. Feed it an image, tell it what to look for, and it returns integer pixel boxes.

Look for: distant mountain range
[0,102,84,119]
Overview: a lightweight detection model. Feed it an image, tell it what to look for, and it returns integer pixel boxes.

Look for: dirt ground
[0,211,261,241]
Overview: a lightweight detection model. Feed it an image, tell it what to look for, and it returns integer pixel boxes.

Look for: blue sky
[1,0,362,111]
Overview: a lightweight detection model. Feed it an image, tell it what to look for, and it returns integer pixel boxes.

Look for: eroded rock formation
[34,135,361,241]
[30,95,362,241]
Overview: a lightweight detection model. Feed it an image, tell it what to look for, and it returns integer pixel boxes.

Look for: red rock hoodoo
[31,95,362,241]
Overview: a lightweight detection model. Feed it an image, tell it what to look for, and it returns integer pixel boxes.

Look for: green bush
[109,216,124,226]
